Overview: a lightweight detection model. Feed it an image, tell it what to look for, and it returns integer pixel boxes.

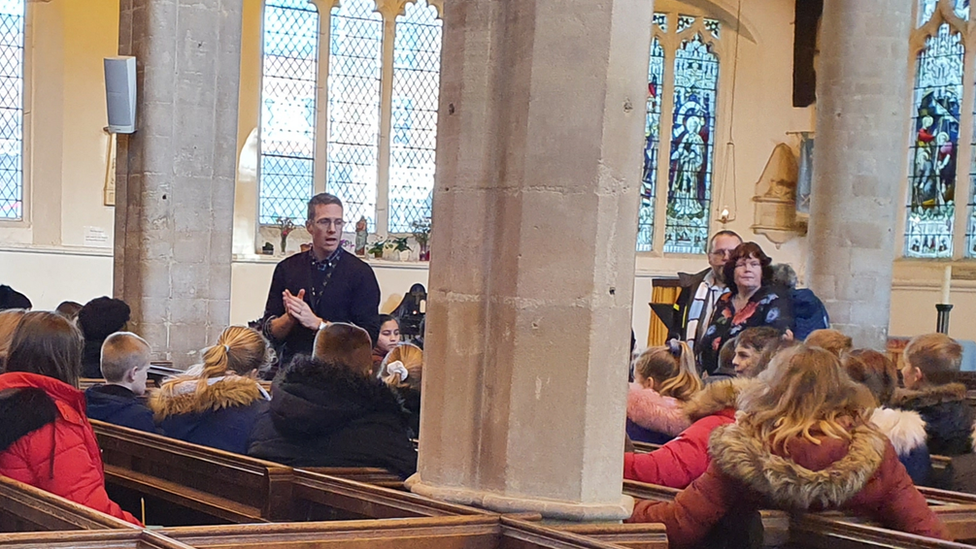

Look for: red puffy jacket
[0,372,141,525]
[624,379,742,488]
[627,421,948,547]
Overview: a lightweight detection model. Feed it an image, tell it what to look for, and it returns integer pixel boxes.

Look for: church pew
[554,523,668,549]
[0,475,138,532]
[299,467,405,490]
[158,515,632,549]
[91,420,487,526]
[791,515,973,549]
[0,530,195,549]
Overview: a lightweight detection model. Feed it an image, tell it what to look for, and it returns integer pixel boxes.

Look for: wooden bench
[91,420,486,526]
[159,515,633,549]
[0,530,196,549]
[299,467,405,490]
[0,475,138,532]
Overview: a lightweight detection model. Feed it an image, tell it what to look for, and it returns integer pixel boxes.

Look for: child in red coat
[627,344,947,547]
[0,311,140,525]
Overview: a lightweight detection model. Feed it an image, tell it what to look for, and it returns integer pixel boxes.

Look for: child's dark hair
[379,314,398,327]
[633,339,702,401]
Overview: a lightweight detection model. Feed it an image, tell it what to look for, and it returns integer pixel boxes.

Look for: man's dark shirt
[262,249,381,366]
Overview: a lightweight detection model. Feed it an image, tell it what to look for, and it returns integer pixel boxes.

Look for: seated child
[732,327,783,378]
[0,311,140,525]
[843,349,929,484]
[381,343,423,437]
[78,297,132,378]
[373,314,401,376]
[893,333,975,456]
[626,340,702,444]
[150,326,271,454]
[628,345,948,545]
[804,328,852,358]
[0,308,26,369]
[248,323,417,478]
[85,332,157,433]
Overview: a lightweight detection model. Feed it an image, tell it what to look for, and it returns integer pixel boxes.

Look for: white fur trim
[870,407,927,457]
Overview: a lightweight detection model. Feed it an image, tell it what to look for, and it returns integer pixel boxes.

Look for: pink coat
[627,383,690,437]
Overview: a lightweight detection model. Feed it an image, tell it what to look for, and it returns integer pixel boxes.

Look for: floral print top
[696,284,793,375]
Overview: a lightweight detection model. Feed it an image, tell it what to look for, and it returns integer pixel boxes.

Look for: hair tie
[223,344,230,353]
[666,339,682,358]
[387,360,408,381]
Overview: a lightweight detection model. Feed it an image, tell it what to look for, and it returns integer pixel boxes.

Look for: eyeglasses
[735,260,762,270]
[314,218,345,230]
[708,249,734,259]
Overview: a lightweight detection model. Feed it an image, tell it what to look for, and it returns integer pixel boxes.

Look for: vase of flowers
[411,217,431,261]
[276,217,296,255]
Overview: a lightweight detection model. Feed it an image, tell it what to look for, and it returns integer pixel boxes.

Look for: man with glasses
[670,230,741,350]
[261,193,381,367]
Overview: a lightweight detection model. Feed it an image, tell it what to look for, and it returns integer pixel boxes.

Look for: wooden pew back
[0,475,138,532]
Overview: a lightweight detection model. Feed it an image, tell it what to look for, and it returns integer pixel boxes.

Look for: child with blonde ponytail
[380,343,423,436]
[627,339,703,443]
[150,326,272,454]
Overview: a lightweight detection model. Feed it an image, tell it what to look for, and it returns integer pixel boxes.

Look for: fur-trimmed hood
[892,383,967,409]
[269,355,410,438]
[150,374,266,420]
[709,422,888,510]
[683,378,759,422]
[626,383,689,436]
[870,407,927,457]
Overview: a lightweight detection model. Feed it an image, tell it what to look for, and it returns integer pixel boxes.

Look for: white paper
[83,226,111,248]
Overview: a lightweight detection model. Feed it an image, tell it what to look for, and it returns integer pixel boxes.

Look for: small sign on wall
[83,226,111,248]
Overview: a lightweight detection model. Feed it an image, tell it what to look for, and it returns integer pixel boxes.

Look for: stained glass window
[258,0,319,225]
[388,0,441,233]
[637,35,665,252]
[676,15,694,33]
[905,23,962,258]
[327,0,383,231]
[664,33,718,254]
[919,0,970,27]
[0,0,23,221]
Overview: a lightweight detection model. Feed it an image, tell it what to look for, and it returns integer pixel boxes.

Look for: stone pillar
[114,0,242,367]
[406,1,650,520]
[808,0,912,349]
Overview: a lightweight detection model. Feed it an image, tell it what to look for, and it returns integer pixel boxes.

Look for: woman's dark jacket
[247,356,417,478]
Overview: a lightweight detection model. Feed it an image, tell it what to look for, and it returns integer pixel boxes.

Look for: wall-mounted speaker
[104,56,137,134]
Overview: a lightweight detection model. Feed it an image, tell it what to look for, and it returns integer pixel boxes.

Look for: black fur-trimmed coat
[247,356,417,478]
[892,383,975,456]
[627,421,949,547]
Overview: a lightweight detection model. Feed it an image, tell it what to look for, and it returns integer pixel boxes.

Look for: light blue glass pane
[637,37,665,253]
[389,0,441,233]
[259,0,319,225]
[906,24,961,258]
[327,0,383,232]
[0,5,23,220]
[664,35,718,255]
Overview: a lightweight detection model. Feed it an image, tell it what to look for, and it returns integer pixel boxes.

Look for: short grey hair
[770,263,798,289]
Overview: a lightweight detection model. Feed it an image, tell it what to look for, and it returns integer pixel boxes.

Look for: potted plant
[276,217,296,255]
[367,238,386,259]
[392,236,412,261]
[411,217,431,261]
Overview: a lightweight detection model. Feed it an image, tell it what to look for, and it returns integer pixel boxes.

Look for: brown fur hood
[149,375,267,420]
[683,378,760,422]
[891,382,967,409]
[709,422,888,510]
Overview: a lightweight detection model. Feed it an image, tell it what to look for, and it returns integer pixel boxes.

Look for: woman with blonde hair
[150,326,272,454]
[626,340,702,443]
[381,343,423,436]
[628,344,948,545]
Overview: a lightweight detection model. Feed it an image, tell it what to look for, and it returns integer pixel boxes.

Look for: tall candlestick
[941,265,952,304]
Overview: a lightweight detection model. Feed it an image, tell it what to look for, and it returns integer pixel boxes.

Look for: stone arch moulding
[671,0,757,44]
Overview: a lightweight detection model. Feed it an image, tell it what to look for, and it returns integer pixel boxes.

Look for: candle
[941,265,952,304]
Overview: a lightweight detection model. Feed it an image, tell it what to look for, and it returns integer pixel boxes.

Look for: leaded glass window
[388,0,442,233]
[906,22,963,258]
[326,0,383,232]
[636,12,722,254]
[637,34,665,252]
[918,0,970,26]
[259,0,319,225]
[0,0,23,221]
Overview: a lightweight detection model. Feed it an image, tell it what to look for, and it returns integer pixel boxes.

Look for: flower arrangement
[276,217,296,254]
[411,217,431,261]
[368,238,386,258]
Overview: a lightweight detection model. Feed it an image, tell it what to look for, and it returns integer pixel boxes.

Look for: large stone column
[808,0,913,349]
[406,1,650,520]
[113,1,242,367]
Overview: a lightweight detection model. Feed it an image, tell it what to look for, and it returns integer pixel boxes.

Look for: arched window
[0,0,24,221]
[326,0,383,231]
[388,0,441,233]
[258,0,319,225]
[637,11,722,254]
[904,0,968,258]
